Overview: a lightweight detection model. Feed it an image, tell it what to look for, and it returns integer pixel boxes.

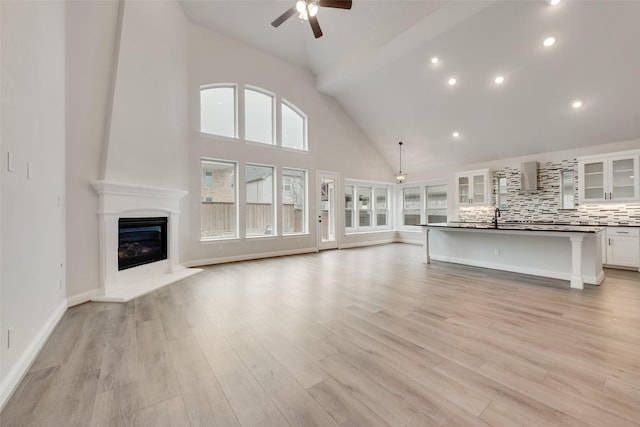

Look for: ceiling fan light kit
[271,0,352,39]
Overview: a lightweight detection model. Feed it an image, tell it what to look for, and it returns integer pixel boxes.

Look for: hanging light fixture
[395,141,407,184]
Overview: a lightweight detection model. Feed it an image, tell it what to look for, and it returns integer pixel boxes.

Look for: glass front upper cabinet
[455,169,489,206]
[578,154,639,203]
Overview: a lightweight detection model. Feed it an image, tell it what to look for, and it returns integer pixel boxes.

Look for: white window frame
[281,98,308,151]
[200,84,238,139]
[200,158,239,241]
[244,85,275,145]
[282,168,308,236]
[345,180,393,234]
[245,163,277,239]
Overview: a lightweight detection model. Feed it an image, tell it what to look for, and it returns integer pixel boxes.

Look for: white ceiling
[180,0,640,176]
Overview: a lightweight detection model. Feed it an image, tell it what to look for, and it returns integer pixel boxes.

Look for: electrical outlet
[494,248,500,256]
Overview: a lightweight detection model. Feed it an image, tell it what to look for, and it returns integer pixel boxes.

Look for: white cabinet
[456,169,489,206]
[605,227,640,269]
[578,153,639,203]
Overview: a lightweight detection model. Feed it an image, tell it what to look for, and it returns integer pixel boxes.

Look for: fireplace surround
[92,181,201,302]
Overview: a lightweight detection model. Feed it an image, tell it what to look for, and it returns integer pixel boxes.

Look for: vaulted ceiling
[180,0,640,177]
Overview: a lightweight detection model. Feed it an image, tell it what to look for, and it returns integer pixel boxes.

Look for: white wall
[103,0,189,188]
[1,0,67,406]
[185,24,395,265]
[65,0,120,303]
[66,0,190,301]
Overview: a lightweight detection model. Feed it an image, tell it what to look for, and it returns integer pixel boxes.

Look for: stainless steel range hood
[521,161,538,191]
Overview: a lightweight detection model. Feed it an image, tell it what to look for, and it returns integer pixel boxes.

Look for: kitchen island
[420,223,606,289]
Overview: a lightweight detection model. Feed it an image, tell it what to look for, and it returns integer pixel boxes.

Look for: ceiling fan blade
[309,15,323,38]
[318,0,352,9]
[271,6,297,28]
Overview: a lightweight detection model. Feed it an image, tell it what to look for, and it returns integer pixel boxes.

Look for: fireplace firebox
[118,217,168,271]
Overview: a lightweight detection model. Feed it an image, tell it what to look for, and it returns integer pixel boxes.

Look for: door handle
[608,238,611,246]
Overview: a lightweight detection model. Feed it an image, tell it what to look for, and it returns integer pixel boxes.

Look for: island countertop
[419,222,607,233]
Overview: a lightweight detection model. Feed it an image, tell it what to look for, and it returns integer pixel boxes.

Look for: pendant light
[395,141,407,184]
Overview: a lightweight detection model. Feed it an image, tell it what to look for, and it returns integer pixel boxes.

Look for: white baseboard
[339,238,394,249]
[66,289,101,307]
[0,300,67,412]
[183,247,319,268]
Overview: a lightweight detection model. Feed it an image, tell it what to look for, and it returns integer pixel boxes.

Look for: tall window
[246,164,275,237]
[245,87,274,144]
[358,187,372,227]
[403,187,421,226]
[282,100,306,150]
[375,188,388,227]
[282,168,306,235]
[201,160,237,239]
[426,184,447,223]
[345,185,354,229]
[200,85,236,138]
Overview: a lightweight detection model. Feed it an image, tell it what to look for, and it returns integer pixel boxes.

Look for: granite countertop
[419,222,608,233]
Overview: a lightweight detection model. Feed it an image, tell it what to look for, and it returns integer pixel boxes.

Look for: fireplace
[118,217,168,270]
[91,181,201,303]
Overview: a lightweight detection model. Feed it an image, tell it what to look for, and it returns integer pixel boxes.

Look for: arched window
[200,85,237,138]
[245,86,274,145]
[281,99,307,150]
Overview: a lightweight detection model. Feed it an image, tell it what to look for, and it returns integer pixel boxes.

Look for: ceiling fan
[271,0,353,39]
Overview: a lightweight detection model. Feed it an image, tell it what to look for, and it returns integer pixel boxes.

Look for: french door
[317,171,339,250]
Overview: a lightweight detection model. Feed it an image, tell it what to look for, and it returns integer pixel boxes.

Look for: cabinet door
[606,236,640,267]
[471,174,486,205]
[581,160,606,202]
[609,156,638,201]
[458,176,470,205]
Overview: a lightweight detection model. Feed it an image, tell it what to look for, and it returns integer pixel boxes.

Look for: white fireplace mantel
[92,180,201,302]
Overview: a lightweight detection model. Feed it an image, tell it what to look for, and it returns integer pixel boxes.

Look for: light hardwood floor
[2,243,640,426]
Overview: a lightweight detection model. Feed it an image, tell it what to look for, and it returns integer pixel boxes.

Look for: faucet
[492,207,501,228]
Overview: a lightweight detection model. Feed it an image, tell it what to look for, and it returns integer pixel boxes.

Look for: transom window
[200,84,307,151]
[282,100,307,150]
[245,87,274,144]
[200,85,237,138]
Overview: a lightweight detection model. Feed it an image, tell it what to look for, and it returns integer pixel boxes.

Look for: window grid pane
[245,88,274,144]
[403,187,421,226]
[201,160,237,239]
[282,169,306,235]
[200,86,236,138]
[375,188,388,227]
[345,185,354,229]
[282,101,306,150]
[358,187,372,227]
[246,165,275,237]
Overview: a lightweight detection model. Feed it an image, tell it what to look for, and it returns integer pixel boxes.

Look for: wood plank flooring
[2,243,640,426]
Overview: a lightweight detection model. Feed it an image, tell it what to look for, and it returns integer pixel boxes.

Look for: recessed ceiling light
[543,37,556,47]
[572,100,583,109]
[431,56,439,64]
[453,131,460,138]
[448,77,457,86]
[494,76,505,84]
[549,0,561,5]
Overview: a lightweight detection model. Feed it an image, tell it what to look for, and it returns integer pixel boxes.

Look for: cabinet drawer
[607,227,640,237]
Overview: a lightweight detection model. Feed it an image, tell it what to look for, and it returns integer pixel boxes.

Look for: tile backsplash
[457,159,640,225]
